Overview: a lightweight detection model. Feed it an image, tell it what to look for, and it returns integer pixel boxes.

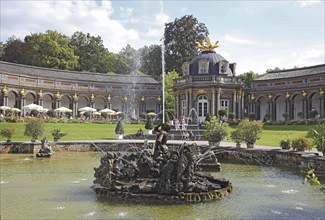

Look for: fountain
[92,123,232,203]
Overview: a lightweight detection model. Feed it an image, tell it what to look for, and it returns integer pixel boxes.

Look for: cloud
[223,34,254,45]
[0,0,150,52]
[119,7,134,18]
[297,0,321,7]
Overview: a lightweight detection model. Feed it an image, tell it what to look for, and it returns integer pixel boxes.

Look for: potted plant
[292,137,312,151]
[51,128,67,142]
[236,119,263,148]
[145,115,154,135]
[310,123,325,154]
[115,119,124,139]
[24,118,45,142]
[0,126,16,142]
[280,138,291,150]
[230,129,242,148]
[203,116,228,147]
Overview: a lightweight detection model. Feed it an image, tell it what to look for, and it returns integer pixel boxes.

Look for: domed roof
[190,50,226,65]
[188,50,233,76]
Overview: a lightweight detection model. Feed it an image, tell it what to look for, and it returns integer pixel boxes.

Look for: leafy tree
[164,15,209,73]
[0,41,4,59]
[139,44,162,81]
[165,70,181,111]
[203,116,228,143]
[69,31,112,73]
[265,67,282,73]
[238,71,259,111]
[24,118,45,142]
[119,44,139,74]
[25,30,78,70]
[1,36,34,64]
[0,126,16,142]
[218,109,227,118]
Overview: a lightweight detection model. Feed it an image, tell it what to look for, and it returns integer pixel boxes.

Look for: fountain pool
[0,152,324,220]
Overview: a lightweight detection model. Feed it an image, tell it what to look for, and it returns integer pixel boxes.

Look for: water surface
[0,152,324,220]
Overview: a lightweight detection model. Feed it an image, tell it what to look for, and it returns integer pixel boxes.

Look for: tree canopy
[164,70,181,111]
[139,44,162,81]
[238,71,259,112]
[164,15,209,73]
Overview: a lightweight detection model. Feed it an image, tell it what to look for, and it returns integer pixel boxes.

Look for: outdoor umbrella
[93,112,101,116]
[38,108,49,113]
[11,108,21,112]
[78,107,97,112]
[54,107,73,113]
[99,108,116,114]
[23,103,43,110]
[0,106,11,110]
[147,112,157,116]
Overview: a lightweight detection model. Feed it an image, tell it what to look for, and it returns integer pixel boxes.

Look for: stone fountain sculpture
[92,123,232,203]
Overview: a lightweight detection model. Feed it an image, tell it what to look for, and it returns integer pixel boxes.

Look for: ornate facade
[173,38,244,122]
[250,64,325,121]
[0,61,162,118]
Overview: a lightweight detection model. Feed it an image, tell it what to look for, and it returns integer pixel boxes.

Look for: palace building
[173,37,244,122]
[0,61,162,118]
[250,64,325,121]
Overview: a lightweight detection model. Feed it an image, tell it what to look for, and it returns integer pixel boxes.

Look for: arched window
[197,95,208,122]
[198,61,209,74]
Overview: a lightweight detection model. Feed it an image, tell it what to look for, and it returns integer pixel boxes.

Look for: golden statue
[196,36,219,51]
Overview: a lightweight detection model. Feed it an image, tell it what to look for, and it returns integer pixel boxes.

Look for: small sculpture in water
[93,123,232,203]
[36,137,54,158]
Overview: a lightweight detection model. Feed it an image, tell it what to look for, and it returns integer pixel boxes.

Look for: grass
[0,122,316,147]
[0,122,145,142]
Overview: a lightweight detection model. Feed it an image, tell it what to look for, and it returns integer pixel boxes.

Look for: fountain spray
[160,0,165,124]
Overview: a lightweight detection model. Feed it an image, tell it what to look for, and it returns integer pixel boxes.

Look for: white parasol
[78,107,97,112]
[23,103,43,110]
[0,106,11,110]
[54,107,73,113]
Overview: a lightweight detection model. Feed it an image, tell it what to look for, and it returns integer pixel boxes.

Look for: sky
[1,0,324,75]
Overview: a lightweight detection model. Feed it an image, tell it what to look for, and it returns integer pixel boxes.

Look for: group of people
[135,128,144,137]
[180,130,195,141]
[173,118,187,131]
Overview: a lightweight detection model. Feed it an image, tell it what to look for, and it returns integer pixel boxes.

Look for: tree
[238,71,259,111]
[139,45,162,81]
[69,31,113,73]
[24,118,45,142]
[1,36,34,64]
[25,30,78,70]
[145,115,154,130]
[0,126,16,142]
[165,70,181,111]
[115,119,124,135]
[164,15,209,73]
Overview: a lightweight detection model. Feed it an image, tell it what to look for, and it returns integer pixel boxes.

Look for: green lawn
[0,122,316,147]
[0,122,145,142]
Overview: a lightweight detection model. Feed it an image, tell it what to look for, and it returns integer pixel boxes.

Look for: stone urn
[147,129,153,135]
[246,143,254,148]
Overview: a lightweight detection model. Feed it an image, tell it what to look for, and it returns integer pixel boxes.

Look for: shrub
[248,112,256,121]
[280,139,291,150]
[230,129,243,144]
[145,115,154,130]
[291,137,312,151]
[24,118,45,142]
[309,109,318,119]
[51,128,67,141]
[0,126,16,142]
[236,119,263,145]
[297,112,304,119]
[282,112,289,121]
[115,119,124,135]
[310,123,325,154]
[218,109,227,118]
[205,112,211,122]
[30,109,39,117]
[264,113,272,121]
[65,112,72,118]
[203,116,228,143]
[47,110,56,118]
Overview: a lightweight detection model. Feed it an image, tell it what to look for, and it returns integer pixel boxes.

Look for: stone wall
[1,141,324,177]
[215,147,325,177]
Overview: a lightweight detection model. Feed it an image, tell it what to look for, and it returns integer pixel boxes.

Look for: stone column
[73,93,78,117]
[216,88,221,113]
[37,90,43,107]
[232,90,236,115]
[211,90,215,116]
[188,89,192,111]
[175,93,179,118]
[186,90,189,117]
